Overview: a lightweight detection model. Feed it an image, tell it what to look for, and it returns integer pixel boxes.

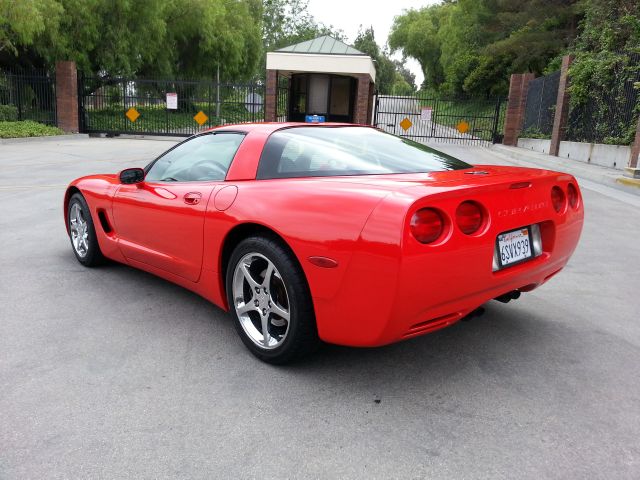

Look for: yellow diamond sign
[399,117,412,131]
[456,120,470,134]
[125,107,140,122]
[194,110,209,126]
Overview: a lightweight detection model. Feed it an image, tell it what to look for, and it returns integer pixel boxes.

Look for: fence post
[503,73,535,146]
[627,115,640,174]
[549,55,574,156]
[491,98,503,143]
[55,61,79,133]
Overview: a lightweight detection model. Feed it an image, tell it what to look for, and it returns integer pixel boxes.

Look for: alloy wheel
[232,252,291,350]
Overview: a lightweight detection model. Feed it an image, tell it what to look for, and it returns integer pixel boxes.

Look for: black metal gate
[79,74,265,136]
[373,94,505,145]
[0,69,57,125]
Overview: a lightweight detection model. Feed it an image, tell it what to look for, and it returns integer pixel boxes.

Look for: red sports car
[64,123,583,363]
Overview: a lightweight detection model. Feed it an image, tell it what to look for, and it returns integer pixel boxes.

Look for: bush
[0,105,18,121]
[0,121,64,138]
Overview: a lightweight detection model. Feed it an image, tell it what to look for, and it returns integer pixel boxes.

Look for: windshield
[256,126,472,179]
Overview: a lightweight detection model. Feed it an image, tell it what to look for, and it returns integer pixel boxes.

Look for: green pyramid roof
[276,35,366,56]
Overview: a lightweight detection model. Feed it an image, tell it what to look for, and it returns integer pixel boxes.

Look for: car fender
[202,178,394,310]
[64,175,125,262]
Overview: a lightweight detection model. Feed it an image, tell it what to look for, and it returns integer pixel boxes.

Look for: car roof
[205,122,373,134]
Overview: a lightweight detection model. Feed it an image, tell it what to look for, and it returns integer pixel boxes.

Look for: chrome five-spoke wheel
[226,235,318,363]
[67,193,104,267]
[232,252,290,349]
[69,203,89,257]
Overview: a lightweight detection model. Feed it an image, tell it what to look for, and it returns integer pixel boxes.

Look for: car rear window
[256,126,472,179]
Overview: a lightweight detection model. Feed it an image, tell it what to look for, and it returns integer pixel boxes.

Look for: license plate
[497,227,533,268]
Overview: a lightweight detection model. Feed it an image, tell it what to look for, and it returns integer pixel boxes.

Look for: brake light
[456,201,484,235]
[551,186,566,213]
[410,208,444,244]
[567,183,579,209]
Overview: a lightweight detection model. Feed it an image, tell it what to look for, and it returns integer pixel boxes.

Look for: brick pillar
[366,80,375,125]
[55,61,79,132]
[502,72,535,146]
[354,75,372,124]
[265,69,277,122]
[628,115,640,169]
[549,55,574,156]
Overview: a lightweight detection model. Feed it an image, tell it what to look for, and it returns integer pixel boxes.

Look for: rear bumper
[313,181,583,347]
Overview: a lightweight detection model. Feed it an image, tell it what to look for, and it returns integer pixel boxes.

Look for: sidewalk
[430,141,639,196]
[490,144,639,193]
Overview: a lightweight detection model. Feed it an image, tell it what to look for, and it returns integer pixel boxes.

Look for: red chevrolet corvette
[64,123,583,363]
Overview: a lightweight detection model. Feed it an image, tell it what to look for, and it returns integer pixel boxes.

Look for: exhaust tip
[494,290,520,303]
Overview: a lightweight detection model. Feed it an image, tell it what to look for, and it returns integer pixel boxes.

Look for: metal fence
[276,74,289,122]
[522,71,560,138]
[566,52,640,145]
[79,75,265,136]
[373,94,505,145]
[0,69,57,125]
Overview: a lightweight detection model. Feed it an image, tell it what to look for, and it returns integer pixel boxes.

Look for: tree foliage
[353,27,415,95]
[0,0,420,93]
[566,0,640,144]
[262,0,344,51]
[0,0,262,80]
[390,0,579,96]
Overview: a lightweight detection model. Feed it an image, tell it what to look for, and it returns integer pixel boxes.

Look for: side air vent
[97,209,113,234]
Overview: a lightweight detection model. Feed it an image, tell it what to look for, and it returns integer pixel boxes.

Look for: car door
[111,132,246,282]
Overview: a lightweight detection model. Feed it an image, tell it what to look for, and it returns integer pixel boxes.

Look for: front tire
[67,193,105,267]
[226,236,318,364]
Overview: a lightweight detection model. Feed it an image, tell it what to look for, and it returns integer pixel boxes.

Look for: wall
[557,141,630,170]
[517,138,551,154]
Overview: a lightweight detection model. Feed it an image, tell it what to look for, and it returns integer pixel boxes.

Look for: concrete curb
[88,133,186,142]
[616,177,640,189]
[0,133,89,145]
[490,144,639,196]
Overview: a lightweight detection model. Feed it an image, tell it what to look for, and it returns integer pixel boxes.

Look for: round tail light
[410,208,444,244]
[567,183,579,209]
[456,201,484,235]
[551,186,566,213]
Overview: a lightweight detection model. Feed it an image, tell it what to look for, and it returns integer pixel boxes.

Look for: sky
[307,0,439,87]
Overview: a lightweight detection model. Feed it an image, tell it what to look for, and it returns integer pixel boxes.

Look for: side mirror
[119,167,145,184]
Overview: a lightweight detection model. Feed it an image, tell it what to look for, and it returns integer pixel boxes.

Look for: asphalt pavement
[1,136,639,479]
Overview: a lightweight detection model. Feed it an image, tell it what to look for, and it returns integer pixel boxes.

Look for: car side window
[145,132,245,182]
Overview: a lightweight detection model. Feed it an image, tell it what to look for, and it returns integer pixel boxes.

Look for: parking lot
[1,136,640,479]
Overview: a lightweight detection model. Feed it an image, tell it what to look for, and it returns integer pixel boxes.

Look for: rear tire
[67,193,105,267]
[226,236,318,364]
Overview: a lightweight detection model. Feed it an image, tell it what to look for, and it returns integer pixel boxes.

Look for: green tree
[1,0,262,80]
[389,0,579,96]
[566,0,640,144]
[0,0,62,65]
[353,26,414,94]
[262,0,344,51]
[389,4,448,89]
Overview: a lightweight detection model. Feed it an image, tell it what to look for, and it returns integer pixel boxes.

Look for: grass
[0,121,64,138]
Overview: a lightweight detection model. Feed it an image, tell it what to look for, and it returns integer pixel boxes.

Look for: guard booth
[265,36,376,124]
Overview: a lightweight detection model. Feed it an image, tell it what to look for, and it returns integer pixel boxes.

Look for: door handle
[183,192,202,205]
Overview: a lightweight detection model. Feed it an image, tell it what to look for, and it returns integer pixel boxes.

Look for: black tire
[67,193,105,267]
[226,235,319,364]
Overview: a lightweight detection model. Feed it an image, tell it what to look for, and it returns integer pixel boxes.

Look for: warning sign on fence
[166,92,178,110]
[420,107,432,122]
